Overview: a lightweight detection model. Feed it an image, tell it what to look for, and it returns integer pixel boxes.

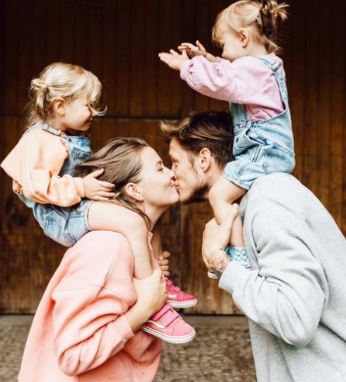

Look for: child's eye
[158,167,164,172]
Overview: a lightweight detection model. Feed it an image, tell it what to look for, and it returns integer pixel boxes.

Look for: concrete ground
[0,315,256,382]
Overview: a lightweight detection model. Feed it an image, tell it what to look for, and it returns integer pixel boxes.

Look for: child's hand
[158,251,171,277]
[158,49,189,71]
[82,169,115,201]
[178,40,207,58]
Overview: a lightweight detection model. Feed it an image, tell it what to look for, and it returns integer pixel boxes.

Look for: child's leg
[89,202,196,344]
[151,220,162,258]
[151,221,171,277]
[88,202,152,279]
[209,176,246,245]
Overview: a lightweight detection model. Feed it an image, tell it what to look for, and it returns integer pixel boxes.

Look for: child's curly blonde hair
[25,62,105,126]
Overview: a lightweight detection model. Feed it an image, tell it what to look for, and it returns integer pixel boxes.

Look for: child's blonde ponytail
[212,0,288,54]
[257,0,288,52]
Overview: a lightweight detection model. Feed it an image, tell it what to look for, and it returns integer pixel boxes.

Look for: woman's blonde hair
[212,0,288,54]
[74,137,151,227]
[25,62,105,126]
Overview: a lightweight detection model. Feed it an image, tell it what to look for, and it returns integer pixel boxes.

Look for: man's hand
[158,49,189,71]
[202,204,239,272]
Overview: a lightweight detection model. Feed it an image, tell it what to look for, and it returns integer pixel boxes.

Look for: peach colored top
[0,128,85,206]
[18,231,162,382]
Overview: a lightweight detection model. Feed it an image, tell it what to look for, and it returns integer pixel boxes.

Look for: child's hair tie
[31,78,48,93]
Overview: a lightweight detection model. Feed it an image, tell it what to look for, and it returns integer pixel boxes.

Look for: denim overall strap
[29,122,67,137]
[256,57,289,106]
[40,123,65,136]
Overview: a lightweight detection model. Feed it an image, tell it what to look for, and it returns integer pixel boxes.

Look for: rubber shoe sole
[142,326,196,344]
[168,298,198,309]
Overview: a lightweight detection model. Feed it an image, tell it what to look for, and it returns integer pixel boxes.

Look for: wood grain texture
[0,0,345,313]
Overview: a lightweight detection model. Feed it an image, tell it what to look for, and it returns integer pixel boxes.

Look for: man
[161,110,346,382]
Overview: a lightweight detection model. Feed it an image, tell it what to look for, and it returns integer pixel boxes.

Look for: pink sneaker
[166,278,198,309]
[142,303,196,344]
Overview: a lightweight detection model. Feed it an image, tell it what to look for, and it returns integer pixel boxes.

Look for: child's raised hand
[158,49,189,71]
[178,40,207,58]
[82,169,115,201]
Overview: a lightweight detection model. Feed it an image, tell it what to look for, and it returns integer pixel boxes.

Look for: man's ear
[238,28,249,48]
[198,148,212,173]
[125,183,144,202]
[52,98,66,116]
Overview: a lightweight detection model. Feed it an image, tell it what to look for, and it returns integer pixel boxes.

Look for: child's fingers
[158,52,172,64]
[179,42,196,49]
[160,250,171,259]
[169,49,179,56]
[97,191,115,199]
[92,195,111,201]
[97,180,115,189]
[88,168,104,178]
[196,40,205,49]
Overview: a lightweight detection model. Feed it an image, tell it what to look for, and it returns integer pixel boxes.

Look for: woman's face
[137,147,179,210]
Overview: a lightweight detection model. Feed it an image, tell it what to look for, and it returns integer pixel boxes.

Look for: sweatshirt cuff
[113,314,135,341]
[74,177,85,198]
[180,59,191,80]
[219,260,250,295]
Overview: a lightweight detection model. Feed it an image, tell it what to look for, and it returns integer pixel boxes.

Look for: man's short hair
[160,111,234,167]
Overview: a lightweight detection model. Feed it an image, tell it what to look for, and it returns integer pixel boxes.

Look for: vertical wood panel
[143,0,159,116]
[329,1,345,228]
[302,0,319,194]
[286,0,305,182]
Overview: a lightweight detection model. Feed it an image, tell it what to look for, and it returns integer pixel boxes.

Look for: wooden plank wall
[0,0,345,313]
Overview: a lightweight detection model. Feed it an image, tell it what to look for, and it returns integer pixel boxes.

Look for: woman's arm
[52,233,166,376]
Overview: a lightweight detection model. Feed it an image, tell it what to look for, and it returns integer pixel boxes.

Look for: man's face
[169,138,209,203]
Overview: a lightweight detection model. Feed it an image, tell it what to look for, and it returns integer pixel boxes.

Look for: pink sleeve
[52,234,135,376]
[180,55,284,114]
[20,129,85,206]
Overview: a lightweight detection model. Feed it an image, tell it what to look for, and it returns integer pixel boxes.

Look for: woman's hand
[125,269,167,332]
[82,169,115,200]
[158,251,171,277]
[158,49,189,71]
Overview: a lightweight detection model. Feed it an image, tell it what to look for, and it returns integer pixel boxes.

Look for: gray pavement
[0,315,256,382]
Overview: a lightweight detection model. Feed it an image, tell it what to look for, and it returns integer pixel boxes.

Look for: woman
[18,137,194,382]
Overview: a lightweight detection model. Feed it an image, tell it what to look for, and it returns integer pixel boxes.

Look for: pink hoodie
[18,231,161,382]
[180,54,285,121]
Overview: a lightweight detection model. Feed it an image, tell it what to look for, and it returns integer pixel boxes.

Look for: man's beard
[180,182,209,204]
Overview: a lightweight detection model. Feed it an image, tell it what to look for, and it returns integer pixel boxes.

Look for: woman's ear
[52,98,66,116]
[238,28,249,48]
[198,148,212,172]
[125,183,144,202]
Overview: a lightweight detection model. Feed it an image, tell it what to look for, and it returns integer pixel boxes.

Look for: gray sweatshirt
[219,173,346,382]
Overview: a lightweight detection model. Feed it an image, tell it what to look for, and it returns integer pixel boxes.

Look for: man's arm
[204,199,327,347]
